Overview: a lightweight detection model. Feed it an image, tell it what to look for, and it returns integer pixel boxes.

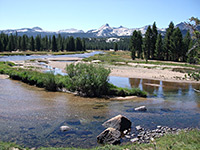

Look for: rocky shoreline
[97,114,198,145]
[124,125,194,144]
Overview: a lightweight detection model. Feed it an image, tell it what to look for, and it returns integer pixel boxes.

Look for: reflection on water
[0,77,200,148]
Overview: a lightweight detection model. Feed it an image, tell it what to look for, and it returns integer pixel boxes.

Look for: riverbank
[1,129,199,150]
[46,58,200,84]
[8,50,200,83]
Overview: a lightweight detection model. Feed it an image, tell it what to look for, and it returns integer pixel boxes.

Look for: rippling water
[0,77,199,148]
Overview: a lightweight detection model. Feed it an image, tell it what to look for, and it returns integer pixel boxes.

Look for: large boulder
[102,115,131,132]
[97,127,121,145]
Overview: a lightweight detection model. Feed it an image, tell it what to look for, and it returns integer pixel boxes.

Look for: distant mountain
[58,28,84,33]
[0,22,198,38]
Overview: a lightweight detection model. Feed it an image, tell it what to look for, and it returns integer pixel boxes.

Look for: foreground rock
[102,115,131,132]
[134,106,147,111]
[97,127,121,144]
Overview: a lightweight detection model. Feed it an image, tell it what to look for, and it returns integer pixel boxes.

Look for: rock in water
[97,127,121,145]
[60,125,70,131]
[130,137,139,143]
[102,115,132,132]
[134,106,147,111]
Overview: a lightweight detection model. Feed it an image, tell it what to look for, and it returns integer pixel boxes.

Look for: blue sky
[0,0,199,31]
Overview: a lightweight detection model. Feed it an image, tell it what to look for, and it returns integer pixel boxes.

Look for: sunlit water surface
[0,77,199,148]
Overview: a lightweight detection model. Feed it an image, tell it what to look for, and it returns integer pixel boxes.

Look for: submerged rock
[97,127,121,145]
[60,125,70,132]
[102,115,132,132]
[134,106,147,111]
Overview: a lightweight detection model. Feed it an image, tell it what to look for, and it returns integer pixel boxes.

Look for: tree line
[0,32,130,52]
[130,22,196,63]
[0,33,86,52]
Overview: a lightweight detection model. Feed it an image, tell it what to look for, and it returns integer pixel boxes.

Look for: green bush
[43,72,58,91]
[66,63,111,97]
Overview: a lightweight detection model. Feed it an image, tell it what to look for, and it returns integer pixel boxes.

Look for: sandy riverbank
[45,58,200,83]
[12,55,200,84]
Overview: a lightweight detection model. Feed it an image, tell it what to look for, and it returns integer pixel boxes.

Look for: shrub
[66,63,111,97]
[43,72,57,91]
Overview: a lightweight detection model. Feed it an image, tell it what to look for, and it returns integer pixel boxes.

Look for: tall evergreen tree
[43,36,49,51]
[7,34,15,51]
[35,35,41,51]
[75,37,83,51]
[68,36,75,51]
[151,22,158,59]
[21,34,27,51]
[52,35,57,52]
[171,27,183,61]
[155,33,163,60]
[144,26,152,61]
[183,30,191,62]
[2,34,8,51]
[17,36,22,50]
[130,30,143,59]
[164,22,174,60]
[114,42,118,51]
[130,30,137,59]
[57,34,63,51]
[48,36,52,50]
[30,36,35,51]
[82,38,86,51]
[0,39,3,52]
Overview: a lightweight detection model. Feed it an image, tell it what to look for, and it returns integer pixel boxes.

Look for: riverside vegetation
[0,129,199,150]
[0,62,147,97]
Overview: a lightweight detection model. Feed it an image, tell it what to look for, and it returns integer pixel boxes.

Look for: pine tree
[30,36,35,51]
[35,35,41,51]
[183,30,191,62]
[75,37,83,51]
[82,38,86,51]
[0,39,3,52]
[114,42,118,51]
[43,36,49,51]
[164,22,174,60]
[21,34,27,51]
[155,33,163,60]
[52,35,57,52]
[171,27,183,61]
[130,30,143,59]
[151,22,158,59]
[57,34,62,51]
[144,26,152,61]
[130,30,137,59]
[2,34,8,51]
[68,36,75,51]
[17,36,22,50]
[137,31,143,58]
[48,36,52,50]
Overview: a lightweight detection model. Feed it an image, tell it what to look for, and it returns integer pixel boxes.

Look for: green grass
[0,129,199,150]
[83,51,200,69]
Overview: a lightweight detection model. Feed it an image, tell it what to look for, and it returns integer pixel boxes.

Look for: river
[0,52,200,148]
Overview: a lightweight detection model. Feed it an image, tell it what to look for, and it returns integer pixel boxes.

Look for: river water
[0,52,200,148]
